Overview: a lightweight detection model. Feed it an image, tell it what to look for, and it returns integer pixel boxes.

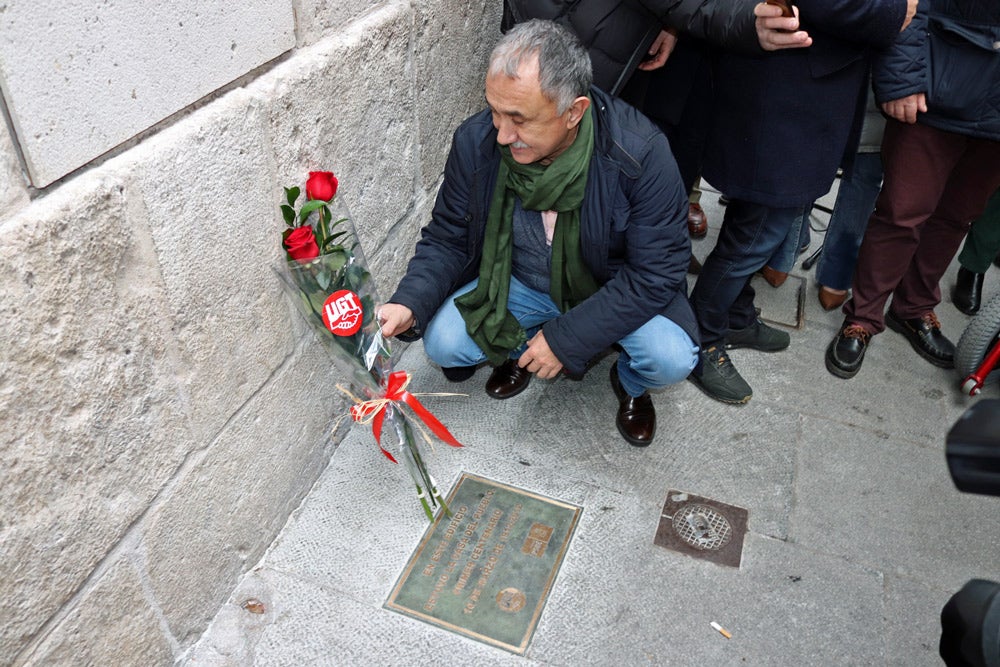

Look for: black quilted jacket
[872,0,1000,140]
[502,0,760,94]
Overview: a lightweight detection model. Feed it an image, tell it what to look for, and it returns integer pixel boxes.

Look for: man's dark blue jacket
[873,0,1000,142]
[389,87,697,376]
[703,0,907,208]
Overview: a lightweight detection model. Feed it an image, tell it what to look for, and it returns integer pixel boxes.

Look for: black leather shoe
[885,310,955,368]
[610,364,655,446]
[441,365,477,382]
[952,267,984,315]
[825,322,872,379]
[485,360,531,399]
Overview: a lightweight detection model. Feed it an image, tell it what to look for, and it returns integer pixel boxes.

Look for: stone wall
[0,1,500,663]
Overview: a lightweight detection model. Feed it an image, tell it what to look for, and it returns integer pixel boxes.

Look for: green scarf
[454,102,599,366]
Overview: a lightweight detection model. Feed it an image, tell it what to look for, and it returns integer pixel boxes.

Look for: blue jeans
[690,199,809,345]
[766,207,812,273]
[815,152,883,290]
[422,276,698,397]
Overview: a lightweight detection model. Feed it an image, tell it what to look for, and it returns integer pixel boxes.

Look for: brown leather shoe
[760,265,788,288]
[688,203,708,238]
[609,364,655,447]
[817,286,848,311]
[485,359,532,399]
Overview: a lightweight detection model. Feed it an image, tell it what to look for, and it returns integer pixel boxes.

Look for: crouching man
[379,20,698,447]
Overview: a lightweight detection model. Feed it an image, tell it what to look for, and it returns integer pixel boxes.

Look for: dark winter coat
[702,0,907,208]
[502,0,760,94]
[872,0,1000,141]
[388,88,697,375]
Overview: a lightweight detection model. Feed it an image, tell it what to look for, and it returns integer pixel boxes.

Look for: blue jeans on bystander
[815,152,883,291]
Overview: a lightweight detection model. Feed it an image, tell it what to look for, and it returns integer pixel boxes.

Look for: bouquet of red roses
[276,171,462,520]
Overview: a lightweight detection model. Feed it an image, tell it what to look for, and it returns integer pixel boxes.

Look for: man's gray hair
[489,19,592,114]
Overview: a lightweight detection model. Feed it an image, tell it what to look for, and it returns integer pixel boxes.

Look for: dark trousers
[691,200,807,345]
[845,120,1000,333]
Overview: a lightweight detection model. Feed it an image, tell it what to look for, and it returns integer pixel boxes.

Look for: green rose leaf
[298,199,327,222]
[317,268,331,291]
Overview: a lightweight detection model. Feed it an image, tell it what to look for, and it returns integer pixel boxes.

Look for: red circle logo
[322,290,363,336]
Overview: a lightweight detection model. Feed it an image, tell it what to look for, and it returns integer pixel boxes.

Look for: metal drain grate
[672,504,733,551]
[655,491,749,568]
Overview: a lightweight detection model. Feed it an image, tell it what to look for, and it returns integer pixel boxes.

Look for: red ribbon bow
[349,371,463,463]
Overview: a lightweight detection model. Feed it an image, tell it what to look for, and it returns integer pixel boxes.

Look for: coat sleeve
[387,119,483,333]
[542,130,691,375]
[871,2,928,104]
[632,0,760,52]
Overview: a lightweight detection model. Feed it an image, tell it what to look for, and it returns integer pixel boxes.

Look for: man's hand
[517,330,563,379]
[637,29,678,71]
[754,3,812,51]
[377,303,415,338]
[901,0,917,31]
[882,93,927,124]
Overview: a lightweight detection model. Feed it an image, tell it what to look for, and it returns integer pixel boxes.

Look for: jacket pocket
[927,17,1000,122]
[603,199,630,276]
[807,36,864,79]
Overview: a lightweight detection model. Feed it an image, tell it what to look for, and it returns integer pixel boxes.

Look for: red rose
[306,171,338,202]
[284,225,320,263]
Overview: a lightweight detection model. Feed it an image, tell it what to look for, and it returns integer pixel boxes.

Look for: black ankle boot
[952,266,984,315]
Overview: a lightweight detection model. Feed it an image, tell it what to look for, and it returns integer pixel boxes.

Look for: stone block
[21,555,174,666]
[127,89,297,443]
[0,125,28,214]
[413,0,503,190]
[255,2,418,278]
[0,173,194,662]
[142,342,342,651]
[0,1,294,186]
[291,0,383,47]
[368,188,435,298]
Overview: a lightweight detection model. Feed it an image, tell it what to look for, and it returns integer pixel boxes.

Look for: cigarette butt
[710,621,732,639]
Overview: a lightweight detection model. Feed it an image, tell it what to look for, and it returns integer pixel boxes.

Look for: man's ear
[566,96,591,128]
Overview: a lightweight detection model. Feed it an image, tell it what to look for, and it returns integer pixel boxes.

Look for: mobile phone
[766,0,794,17]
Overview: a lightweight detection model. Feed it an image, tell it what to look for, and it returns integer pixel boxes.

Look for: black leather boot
[952,266,984,315]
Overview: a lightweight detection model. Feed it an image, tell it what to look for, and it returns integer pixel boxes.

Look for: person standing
[687,0,916,404]
[826,0,1000,378]
[815,89,887,311]
[951,188,1000,316]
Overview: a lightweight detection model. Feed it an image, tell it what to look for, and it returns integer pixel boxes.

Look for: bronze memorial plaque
[385,473,582,654]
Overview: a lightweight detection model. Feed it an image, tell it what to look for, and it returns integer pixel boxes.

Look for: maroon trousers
[845,119,1000,333]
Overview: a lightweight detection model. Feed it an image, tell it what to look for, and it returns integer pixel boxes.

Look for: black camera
[942,399,1000,667]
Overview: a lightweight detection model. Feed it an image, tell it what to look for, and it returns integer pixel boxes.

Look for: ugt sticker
[322,290,363,336]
